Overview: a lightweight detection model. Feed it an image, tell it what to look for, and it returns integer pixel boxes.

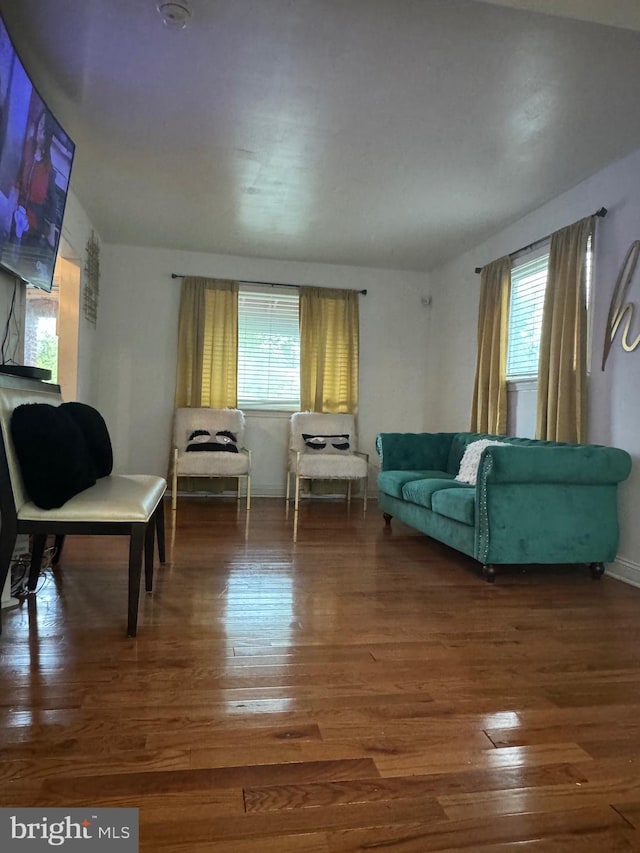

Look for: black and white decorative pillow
[302,433,350,454]
[186,429,239,453]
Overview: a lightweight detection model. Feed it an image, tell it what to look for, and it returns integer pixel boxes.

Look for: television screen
[0,13,75,292]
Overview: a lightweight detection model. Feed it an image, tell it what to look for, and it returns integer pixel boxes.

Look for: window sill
[507,378,537,391]
[242,409,295,420]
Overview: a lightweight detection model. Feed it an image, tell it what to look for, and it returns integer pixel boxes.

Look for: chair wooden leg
[285,471,290,503]
[246,475,251,511]
[347,481,352,504]
[0,517,17,633]
[155,500,166,563]
[363,477,368,513]
[144,520,155,593]
[127,523,146,638]
[28,534,47,591]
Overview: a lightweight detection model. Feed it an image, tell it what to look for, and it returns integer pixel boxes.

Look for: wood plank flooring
[1,496,640,851]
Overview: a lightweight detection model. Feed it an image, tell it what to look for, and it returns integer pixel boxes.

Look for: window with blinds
[237,286,301,410]
[506,249,550,380]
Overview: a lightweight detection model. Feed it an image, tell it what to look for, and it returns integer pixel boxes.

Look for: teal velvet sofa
[376,431,632,582]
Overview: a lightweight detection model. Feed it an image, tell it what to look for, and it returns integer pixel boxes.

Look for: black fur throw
[61,401,113,478]
[10,403,97,509]
[186,429,239,453]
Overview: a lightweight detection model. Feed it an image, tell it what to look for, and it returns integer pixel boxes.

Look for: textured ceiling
[1,0,640,272]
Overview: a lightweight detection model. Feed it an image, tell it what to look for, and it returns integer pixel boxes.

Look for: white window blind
[506,250,549,379]
[237,286,300,410]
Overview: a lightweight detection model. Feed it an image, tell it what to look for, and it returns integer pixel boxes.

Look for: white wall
[428,147,640,586]
[94,245,430,495]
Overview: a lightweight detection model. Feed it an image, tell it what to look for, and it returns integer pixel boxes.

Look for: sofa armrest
[475,443,631,567]
[480,444,632,486]
[376,432,455,471]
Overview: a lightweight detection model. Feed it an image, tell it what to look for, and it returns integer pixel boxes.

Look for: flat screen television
[0,12,75,293]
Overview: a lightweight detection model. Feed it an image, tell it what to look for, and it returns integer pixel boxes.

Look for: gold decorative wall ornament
[83,230,100,327]
[602,240,640,371]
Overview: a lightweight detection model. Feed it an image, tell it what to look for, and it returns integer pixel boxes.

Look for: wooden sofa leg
[383,513,392,526]
[482,564,496,583]
[590,562,605,580]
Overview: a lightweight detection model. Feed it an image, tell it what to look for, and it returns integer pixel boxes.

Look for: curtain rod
[474,207,608,274]
[171,273,367,295]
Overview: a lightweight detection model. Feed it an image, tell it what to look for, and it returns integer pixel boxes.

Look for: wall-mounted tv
[0,13,75,293]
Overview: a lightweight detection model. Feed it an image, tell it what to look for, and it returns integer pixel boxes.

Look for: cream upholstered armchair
[171,408,251,510]
[286,412,368,539]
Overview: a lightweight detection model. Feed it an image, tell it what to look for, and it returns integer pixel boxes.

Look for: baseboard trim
[174,486,376,499]
[606,556,640,588]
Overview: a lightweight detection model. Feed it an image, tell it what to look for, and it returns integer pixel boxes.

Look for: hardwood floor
[1,496,640,851]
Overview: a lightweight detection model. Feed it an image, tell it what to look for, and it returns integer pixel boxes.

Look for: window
[506,248,549,379]
[23,255,80,398]
[237,286,300,410]
[24,284,59,383]
[506,236,593,380]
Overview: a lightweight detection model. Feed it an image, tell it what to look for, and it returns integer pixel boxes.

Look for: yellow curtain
[470,256,511,434]
[299,287,359,413]
[174,276,239,408]
[536,216,592,443]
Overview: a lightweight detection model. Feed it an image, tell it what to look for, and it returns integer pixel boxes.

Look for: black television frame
[0,11,75,293]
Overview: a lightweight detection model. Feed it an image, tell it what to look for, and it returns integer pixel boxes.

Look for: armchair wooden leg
[293,474,301,543]
[294,474,301,514]
[286,472,291,503]
[347,481,352,504]
[127,524,146,638]
[171,462,177,511]
[363,477,368,513]
[246,474,251,511]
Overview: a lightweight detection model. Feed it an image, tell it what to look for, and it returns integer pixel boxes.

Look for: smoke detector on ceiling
[156,1,193,29]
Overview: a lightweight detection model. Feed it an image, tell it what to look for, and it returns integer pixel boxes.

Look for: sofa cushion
[431,487,475,526]
[402,477,471,509]
[378,469,452,500]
